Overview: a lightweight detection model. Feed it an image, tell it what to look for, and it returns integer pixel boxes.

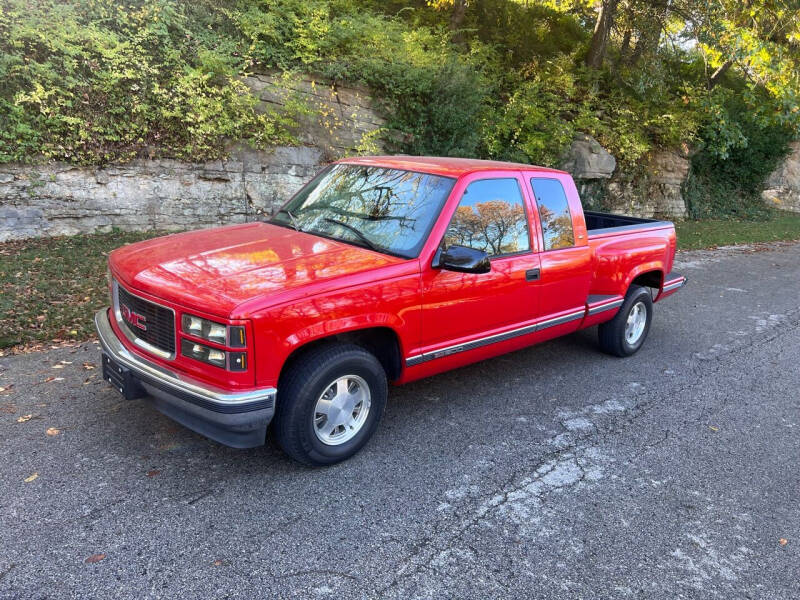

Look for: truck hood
[109,222,404,317]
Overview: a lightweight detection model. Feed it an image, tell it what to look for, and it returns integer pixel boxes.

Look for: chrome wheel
[625,301,647,345]
[313,375,371,446]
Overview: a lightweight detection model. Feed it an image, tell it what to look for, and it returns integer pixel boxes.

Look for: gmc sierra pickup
[96,156,686,465]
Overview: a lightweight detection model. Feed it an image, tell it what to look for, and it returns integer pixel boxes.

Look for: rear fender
[624,262,664,295]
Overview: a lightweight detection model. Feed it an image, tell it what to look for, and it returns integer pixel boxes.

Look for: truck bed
[585,211,674,237]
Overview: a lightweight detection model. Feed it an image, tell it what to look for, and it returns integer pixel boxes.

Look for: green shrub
[0,0,296,165]
[684,94,793,219]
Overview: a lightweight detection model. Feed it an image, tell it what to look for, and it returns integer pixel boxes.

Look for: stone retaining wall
[762,141,800,213]
[15,73,798,241]
[0,70,390,242]
[565,136,689,220]
[0,147,323,241]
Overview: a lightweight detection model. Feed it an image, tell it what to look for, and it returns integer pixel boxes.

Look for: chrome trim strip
[587,298,624,316]
[112,279,177,360]
[662,278,686,292]
[406,308,586,366]
[95,309,276,407]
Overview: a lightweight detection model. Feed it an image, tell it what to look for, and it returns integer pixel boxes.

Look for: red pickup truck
[96,157,686,465]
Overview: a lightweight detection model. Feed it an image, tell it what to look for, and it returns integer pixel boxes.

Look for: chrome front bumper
[94,308,276,448]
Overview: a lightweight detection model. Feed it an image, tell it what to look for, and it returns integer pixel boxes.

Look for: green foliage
[684,96,793,219]
[0,0,296,165]
[225,0,489,157]
[2,0,798,219]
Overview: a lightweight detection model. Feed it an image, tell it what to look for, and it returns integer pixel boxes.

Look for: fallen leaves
[43,376,64,383]
[24,472,39,483]
[0,384,13,395]
[85,554,106,564]
[779,538,788,546]
[146,469,161,478]
[17,414,34,423]
[3,340,86,356]
[46,427,61,436]
[212,559,225,567]
[82,362,96,370]
[708,425,720,432]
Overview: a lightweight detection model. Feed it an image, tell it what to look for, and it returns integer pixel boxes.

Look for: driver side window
[442,178,530,257]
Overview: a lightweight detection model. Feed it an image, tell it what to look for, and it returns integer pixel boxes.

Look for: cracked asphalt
[1,241,799,599]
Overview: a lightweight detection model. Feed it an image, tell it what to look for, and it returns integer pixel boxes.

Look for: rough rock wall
[0,147,324,242]
[566,137,689,219]
[0,72,388,242]
[245,70,387,160]
[761,141,800,213]
[3,80,700,242]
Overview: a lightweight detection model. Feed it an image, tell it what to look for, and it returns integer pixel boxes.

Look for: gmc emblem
[120,304,147,331]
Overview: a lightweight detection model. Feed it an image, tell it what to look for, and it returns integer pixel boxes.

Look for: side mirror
[433,245,491,274]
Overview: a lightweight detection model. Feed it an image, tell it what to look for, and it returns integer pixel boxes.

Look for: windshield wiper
[323,218,379,252]
[276,208,301,231]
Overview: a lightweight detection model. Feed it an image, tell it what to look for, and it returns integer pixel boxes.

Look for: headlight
[180,313,249,371]
[181,339,227,368]
[180,339,247,370]
[181,314,245,347]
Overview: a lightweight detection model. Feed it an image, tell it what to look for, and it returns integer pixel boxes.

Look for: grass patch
[676,211,800,250]
[0,230,164,350]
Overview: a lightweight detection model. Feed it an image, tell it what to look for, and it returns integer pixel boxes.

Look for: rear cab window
[530,178,575,251]
[442,178,531,258]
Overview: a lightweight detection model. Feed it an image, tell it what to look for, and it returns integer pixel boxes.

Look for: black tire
[273,343,387,466]
[598,285,654,357]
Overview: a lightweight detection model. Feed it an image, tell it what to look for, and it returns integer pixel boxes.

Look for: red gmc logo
[120,304,147,331]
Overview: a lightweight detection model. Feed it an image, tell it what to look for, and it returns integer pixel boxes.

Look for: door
[527,176,592,331]
[419,174,541,352]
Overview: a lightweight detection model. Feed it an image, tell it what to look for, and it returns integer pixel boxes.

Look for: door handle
[525,268,540,281]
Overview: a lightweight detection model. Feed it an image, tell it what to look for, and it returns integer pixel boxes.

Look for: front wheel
[598,285,653,357]
[273,343,387,466]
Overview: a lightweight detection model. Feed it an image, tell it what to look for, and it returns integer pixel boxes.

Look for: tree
[428,0,469,46]
[586,0,620,69]
[679,0,800,96]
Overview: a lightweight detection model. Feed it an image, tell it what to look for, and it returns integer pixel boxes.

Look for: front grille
[116,284,176,355]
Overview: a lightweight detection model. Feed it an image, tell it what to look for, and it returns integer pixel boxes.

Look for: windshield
[270,164,456,258]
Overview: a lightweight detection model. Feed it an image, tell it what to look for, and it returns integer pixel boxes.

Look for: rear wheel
[598,285,653,357]
[273,343,387,466]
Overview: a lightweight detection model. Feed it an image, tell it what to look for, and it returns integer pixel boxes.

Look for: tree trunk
[619,28,632,58]
[627,0,668,67]
[708,59,733,89]
[586,0,620,70]
[450,0,467,47]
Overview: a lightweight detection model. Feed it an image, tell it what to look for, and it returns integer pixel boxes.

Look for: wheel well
[631,270,663,292]
[279,327,403,384]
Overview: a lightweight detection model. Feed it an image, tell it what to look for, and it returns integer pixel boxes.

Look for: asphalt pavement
[1,241,799,599]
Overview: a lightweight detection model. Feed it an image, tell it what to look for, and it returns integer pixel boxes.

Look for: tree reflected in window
[271,164,455,258]
[531,178,574,251]
[443,179,530,257]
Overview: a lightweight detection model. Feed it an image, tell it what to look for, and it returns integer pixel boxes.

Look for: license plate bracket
[102,353,147,400]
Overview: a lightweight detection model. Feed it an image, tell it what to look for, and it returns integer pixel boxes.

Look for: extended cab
[96,157,686,465]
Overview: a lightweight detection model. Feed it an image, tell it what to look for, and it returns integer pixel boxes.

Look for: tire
[598,285,654,357]
[273,343,387,466]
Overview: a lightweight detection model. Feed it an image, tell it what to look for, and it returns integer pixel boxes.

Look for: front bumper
[94,308,276,448]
